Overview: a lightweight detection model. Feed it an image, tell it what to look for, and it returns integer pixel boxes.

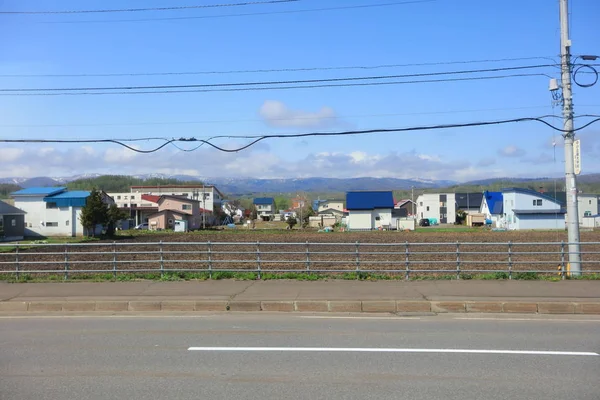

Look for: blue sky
[0,0,599,182]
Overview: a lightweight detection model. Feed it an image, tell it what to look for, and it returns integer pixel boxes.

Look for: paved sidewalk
[1,280,599,314]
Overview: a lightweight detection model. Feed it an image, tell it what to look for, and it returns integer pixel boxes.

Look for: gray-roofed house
[0,200,26,241]
[501,188,565,230]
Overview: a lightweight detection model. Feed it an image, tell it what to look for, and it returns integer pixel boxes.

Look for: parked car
[419,218,430,227]
[134,223,149,230]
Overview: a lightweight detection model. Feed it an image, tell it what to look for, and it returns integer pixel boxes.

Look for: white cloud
[259,100,337,128]
[498,145,527,158]
[0,148,24,162]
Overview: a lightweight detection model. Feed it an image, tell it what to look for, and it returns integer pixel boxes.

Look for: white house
[317,200,344,213]
[480,191,504,226]
[346,191,394,230]
[500,188,565,230]
[416,192,483,224]
[12,187,113,237]
[253,197,276,220]
[577,194,599,224]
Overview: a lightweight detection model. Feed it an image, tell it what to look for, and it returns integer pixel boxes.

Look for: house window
[46,202,57,209]
[66,220,69,226]
[117,196,121,200]
[426,206,430,211]
[589,200,592,205]
[46,222,58,227]
[584,211,592,217]
[375,216,381,221]
[182,204,192,210]
[130,195,135,200]
[124,196,128,200]
[440,202,447,207]
[11,219,16,227]
[533,199,542,206]
[420,202,423,206]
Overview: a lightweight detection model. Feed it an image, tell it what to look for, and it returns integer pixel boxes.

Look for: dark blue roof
[0,200,25,215]
[12,187,66,196]
[346,191,394,210]
[253,197,274,205]
[484,191,503,214]
[44,191,90,208]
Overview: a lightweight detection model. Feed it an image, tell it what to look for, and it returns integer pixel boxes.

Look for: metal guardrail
[0,241,599,280]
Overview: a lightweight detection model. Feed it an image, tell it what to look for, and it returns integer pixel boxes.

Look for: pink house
[147,195,211,231]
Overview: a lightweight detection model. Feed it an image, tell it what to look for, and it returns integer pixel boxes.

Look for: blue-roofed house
[346,191,394,230]
[12,187,114,237]
[480,191,504,226]
[501,188,565,230]
[253,197,276,221]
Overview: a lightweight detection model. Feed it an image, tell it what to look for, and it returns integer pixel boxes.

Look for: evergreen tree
[79,188,108,237]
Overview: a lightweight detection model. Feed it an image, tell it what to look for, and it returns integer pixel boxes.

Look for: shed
[0,200,26,241]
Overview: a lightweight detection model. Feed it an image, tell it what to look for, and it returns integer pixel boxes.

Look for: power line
[2,116,599,153]
[0,64,556,93]
[0,57,557,78]
[36,0,436,24]
[0,73,551,96]
[3,105,581,128]
[0,0,298,15]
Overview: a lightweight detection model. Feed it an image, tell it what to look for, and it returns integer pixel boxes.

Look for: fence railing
[1,241,599,280]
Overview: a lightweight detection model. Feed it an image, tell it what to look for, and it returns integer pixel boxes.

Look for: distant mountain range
[0,174,456,194]
[3,173,600,194]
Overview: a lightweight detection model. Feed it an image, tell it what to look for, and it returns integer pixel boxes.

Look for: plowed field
[2,230,600,277]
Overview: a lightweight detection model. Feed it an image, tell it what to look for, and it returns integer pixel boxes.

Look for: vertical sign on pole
[573,139,581,175]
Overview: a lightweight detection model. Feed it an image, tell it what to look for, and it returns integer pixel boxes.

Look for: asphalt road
[1,314,599,400]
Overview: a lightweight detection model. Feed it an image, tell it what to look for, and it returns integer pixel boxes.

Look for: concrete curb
[1,300,600,314]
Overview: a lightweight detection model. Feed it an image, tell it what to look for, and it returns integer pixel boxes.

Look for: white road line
[187,347,599,356]
[454,317,600,323]
[0,315,215,319]
[298,316,421,320]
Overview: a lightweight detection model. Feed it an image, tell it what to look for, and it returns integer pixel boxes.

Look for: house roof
[541,191,567,206]
[44,190,90,208]
[130,184,224,198]
[12,187,66,196]
[483,191,503,215]
[346,191,394,210]
[141,194,161,204]
[0,200,25,215]
[157,194,200,204]
[253,197,274,205]
[502,187,566,206]
[513,209,566,215]
[455,193,484,209]
[395,199,415,207]
[318,208,344,215]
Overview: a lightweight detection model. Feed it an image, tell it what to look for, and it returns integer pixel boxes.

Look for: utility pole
[559,0,581,275]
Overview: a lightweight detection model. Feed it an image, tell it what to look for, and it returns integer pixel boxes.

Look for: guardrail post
[508,241,513,280]
[113,241,118,279]
[15,243,20,281]
[560,241,566,280]
[355,241,360,277]
[64,243,69,280]
[256,241,261,279]
[305,240,310,273]
[207,241,212,279]
[456,241,461,280]
[159,240,164,278]
[405,241,410,281]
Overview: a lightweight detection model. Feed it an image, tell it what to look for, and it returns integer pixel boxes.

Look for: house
[526,191,598,227]
[416,192,483,224]
[11,187,113,237]
[317,200,344,213]
[291,195,309,210]
[500,188,565,230]
[128,185,224,213]
[147,195,211,231]
[480,191,504,226]
[253,197,275,221]
[0,200,26,241]
[346,191,394,230]
[106,192,160,227]
[394,199,416,218]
